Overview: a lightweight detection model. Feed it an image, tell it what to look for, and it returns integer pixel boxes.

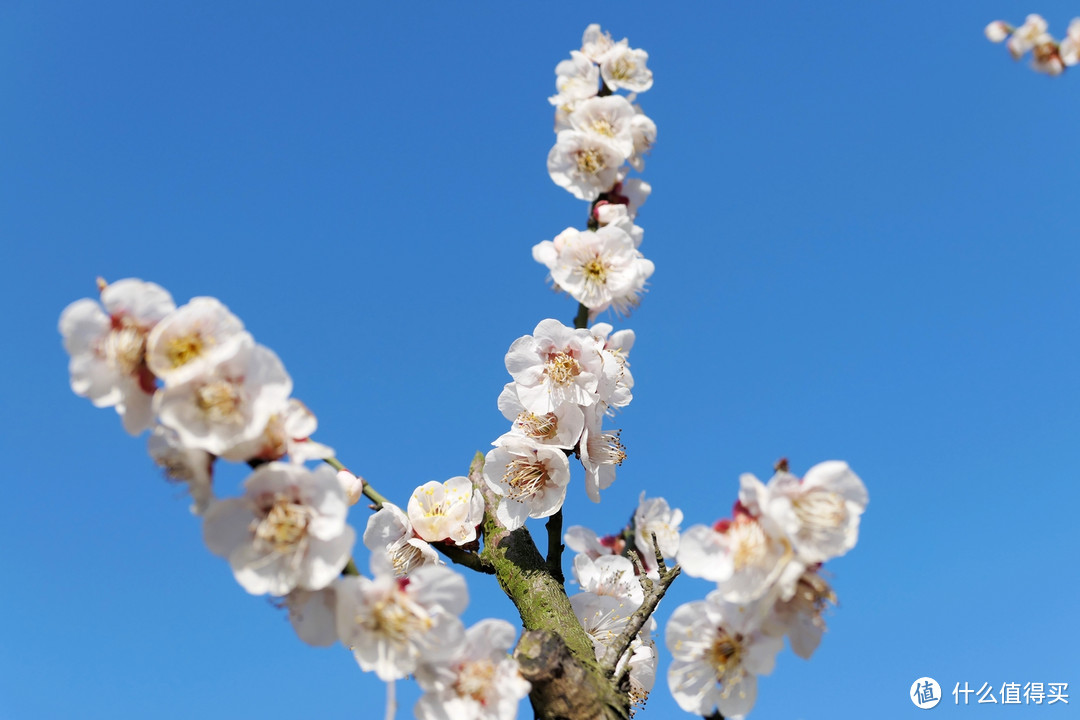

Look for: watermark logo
[912,677,942,709]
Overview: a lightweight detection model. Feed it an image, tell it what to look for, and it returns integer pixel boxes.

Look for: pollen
[516,411,559,440]
[792,489,848,533]
[454,659,497,704]
[575,148,605,175]
[503,456,549,499]
[583,258,608,284]
[253,494,313,554]
[102,324,147,376]
[610,56,637,82]
[166,331,210,369]
[195,380,244,423]
[545,351,582,386]
[590,118,616,137]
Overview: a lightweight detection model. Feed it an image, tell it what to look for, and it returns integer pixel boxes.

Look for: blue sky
[2,2,1079,718]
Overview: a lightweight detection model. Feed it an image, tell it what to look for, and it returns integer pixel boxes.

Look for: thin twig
[600,537,681,674]
[435,542,496,574]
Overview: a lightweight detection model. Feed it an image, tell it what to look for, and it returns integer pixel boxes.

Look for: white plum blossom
[496,382,585,449]
[148,424,214,514]
[572,553,644,606]
[533,225,653,316]
[363,502,442,577]
[284,586,339,647]
[763,461,868,564]
[1006,14,1049,59]
[564,524,622,560]
[408,476,485,545]
[985,21,1012,43]
[504,319,604,415]
[579,406,626,502]
[677,511,800,604]
[335,553,467,681]
[153,343,293,456]
[580,24,615,62]
[593,203,644,247]
[549,50,599,111]
[568,95,637,157]
[570,592,635,656]
[202,462,355,596]
[483,434,571,530]
[219,398,334,465]
[628,110,657,171]
[1060,19,1080,65]
[633,492,682,565]
[547,130,624,201]
[145,296,251,386]
[623,634,658,708]
[415,619,531,720]
[59,278,176,435]
[599,41,654,93]
[666,594,782,717]
[762,566,836,660]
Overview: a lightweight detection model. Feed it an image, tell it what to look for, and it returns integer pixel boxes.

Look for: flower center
[253,494,313,553]
[590,118,616,137]
[103,324,147,376]
[515,411,559,440]
[792,489,848,535]
[583,258,608,284]
[195,380,244,423]
[454,659,497,704]
[503,456,549,499]
[576,148,605,175]
[545,351,581,386]
[610,56,637,82]
[390,542,427,577]
[365,592,432,643]
[166,331,209,369]
[730,519,768,571]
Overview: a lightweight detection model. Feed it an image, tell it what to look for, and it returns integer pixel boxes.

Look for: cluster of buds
[986,14,1080,75]
[538,24,655,319]
[666,460,868,717]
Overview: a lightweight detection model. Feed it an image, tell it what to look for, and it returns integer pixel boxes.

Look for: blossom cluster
[666,460,868,717]
[985,14,1080,75]
[538,24,655,318]
[482,318,635,528]
[60,278,531,720]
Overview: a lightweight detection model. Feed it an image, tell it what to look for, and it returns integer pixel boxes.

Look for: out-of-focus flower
[59,278,176,434]
[202,462,355,596]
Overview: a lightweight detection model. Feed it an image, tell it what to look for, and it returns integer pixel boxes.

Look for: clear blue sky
[2,2,1078,718]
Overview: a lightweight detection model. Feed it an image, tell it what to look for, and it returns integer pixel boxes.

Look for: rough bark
[469,452,631,720]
